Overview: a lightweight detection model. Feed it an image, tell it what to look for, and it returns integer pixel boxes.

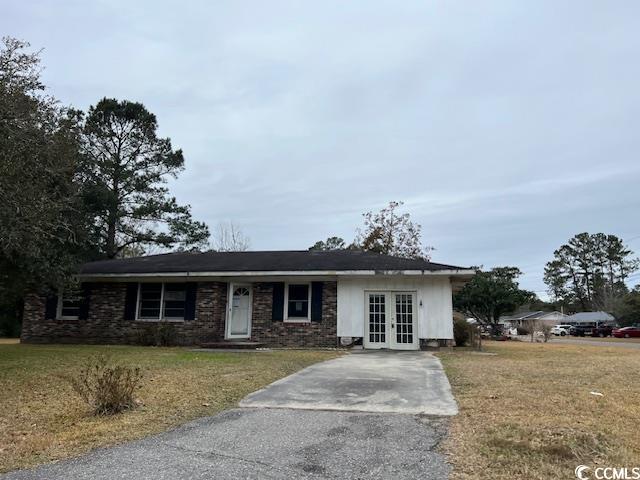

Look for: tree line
[454,232,640,333]
[3,37,638,337]
[0,38,435,336]
[0,38,209,334]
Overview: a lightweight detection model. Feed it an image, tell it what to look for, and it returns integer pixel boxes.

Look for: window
[285,283,310,321]
[163,284,187,319]
[137,283,186,321]
[57,287,82,320]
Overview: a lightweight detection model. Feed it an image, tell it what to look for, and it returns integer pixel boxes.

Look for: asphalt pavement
[2,351,456,480]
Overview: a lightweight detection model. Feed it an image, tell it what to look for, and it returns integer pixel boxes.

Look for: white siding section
[336,277,454,339]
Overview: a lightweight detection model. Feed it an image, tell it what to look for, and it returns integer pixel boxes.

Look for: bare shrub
[68,356,143,415]
[132,325,156,346]
[132,322,179,346]
[156,322,178,346]
[540,323,553,343]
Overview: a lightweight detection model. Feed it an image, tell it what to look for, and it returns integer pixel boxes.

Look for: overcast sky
[3,1,640,296]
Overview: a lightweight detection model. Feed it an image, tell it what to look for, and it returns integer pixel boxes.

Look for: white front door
[364,291,418,350]
[226,284,252,339]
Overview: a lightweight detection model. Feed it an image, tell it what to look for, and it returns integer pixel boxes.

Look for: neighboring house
[565,311,616,325]
[21,250,474,350]
[500,311,568,329]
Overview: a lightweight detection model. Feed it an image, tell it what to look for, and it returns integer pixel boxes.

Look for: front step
[199,341,265,350]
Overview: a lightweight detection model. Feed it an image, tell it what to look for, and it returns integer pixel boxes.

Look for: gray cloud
[3,0,640,296]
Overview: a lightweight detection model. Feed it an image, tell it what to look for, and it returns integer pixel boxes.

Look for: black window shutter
[184,283,198,320]
[78,283,92,320]
[44,294,58,320]
[311,282,323,322]
[272,282,285,321]
[123,283,138,320]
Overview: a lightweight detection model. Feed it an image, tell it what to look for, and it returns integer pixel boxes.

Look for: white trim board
[77,269,476,281]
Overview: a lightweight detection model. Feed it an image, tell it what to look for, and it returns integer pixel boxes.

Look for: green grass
[0,341,341,473]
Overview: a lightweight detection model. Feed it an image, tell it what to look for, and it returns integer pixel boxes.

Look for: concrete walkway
[240,351,458,416]
[2,352,457,479]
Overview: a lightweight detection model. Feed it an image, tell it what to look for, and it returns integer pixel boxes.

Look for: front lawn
[439,341,640,479]
[0,341,340,473]
[556,336,640,343]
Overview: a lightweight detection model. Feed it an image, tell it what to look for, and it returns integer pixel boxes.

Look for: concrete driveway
[2,351,457,480]
[241,351,458,415]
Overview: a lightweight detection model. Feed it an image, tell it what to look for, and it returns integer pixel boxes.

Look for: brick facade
[250,282,338,348]
[21,281,338,348]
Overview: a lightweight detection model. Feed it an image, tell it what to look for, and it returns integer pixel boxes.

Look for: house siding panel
[336,277,454,340]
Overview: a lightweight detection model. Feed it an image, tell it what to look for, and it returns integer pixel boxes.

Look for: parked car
[570,325,593,337]
[591,324,614,337]
[551,325,570,336]
[612,326,640,338]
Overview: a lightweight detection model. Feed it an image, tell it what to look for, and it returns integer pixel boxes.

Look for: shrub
[540,323,553,343]
[132,325,156,346]
[0,298,22,338]
[0,315,21,337]
[156,322,178,346]
[453,316,471,346]
[68,356,143,415]
[132,322,179,346]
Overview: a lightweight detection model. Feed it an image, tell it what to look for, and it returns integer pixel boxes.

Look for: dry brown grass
[0,343,340,473]
[439,341,640,479]
[557,336,640,343]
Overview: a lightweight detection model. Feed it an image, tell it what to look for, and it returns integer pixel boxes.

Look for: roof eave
[77,268,477,280]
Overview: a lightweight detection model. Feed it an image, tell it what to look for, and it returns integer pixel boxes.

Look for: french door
[364,291,418,350]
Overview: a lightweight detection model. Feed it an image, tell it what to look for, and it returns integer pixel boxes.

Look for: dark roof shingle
[80,250,469,275]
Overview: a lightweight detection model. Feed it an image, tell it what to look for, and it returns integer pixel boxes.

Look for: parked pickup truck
[591,325,614,337]
[569,325,593,337]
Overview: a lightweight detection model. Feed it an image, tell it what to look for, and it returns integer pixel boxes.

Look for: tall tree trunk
[105,174,120,259]
[105,218,117,259]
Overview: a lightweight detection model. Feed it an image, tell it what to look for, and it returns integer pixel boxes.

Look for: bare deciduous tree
[211,221,250,252]
[354,201,432,259]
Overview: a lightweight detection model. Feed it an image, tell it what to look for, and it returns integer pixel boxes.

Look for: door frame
[225,282,253,339]
[389,291,419,351]
[363,290,419,351]
[364,291,390,349]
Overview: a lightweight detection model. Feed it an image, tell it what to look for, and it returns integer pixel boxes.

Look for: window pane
[60,286,82,318]
[163,283,186,319]
[140,283,162,299]
[139,283,162,319]
[288,284,308,301]
[140,307,161,318]
[287,284,309,318]
[61,303,80,318]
